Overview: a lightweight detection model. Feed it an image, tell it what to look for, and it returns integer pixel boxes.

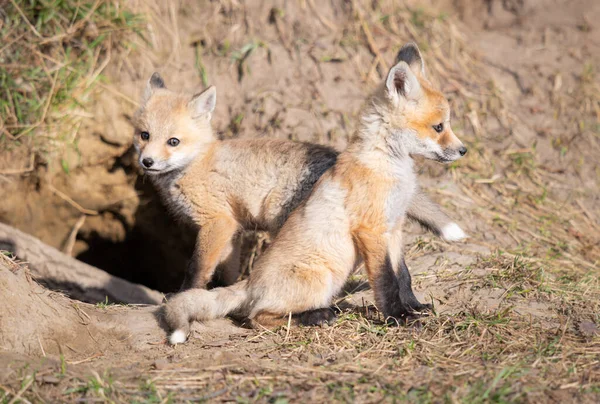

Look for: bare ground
[0,0,599,402]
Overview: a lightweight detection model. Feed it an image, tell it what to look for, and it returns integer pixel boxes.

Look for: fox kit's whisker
[164,43,466,343]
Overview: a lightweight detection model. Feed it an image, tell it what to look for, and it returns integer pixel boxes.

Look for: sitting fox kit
[133,76,337,288]
[164,43,467,344]
[133,61,465,292]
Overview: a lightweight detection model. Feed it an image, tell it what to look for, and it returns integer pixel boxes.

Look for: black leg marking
[373,255,403,318]
[178,260,194,291]
[374,255,431,323]
[297,308,337,326]
[398,257,432,313]
[181,259,229,291]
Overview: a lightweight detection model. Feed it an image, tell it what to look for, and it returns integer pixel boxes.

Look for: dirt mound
[0,254,165,358]
[1,256,108,356]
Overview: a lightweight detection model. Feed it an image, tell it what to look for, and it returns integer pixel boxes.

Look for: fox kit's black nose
[142,157,154,168]
[459,146,468,156]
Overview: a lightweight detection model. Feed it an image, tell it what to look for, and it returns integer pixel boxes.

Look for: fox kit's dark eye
[167,138,180,147]
[140,131,150,140]
[432,123,444,133]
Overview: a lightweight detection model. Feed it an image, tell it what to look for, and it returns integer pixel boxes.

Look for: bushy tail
[164,280,249,344]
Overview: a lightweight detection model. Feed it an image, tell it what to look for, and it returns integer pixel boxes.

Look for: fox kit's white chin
[435,148,467,163]
[435,154,458,163]
[138,161,178,175]
[142,166,181,176]
[141,168,163,175]
[414,151,457,164]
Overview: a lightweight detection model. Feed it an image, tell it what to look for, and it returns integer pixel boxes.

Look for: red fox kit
[164,43,468,344]
[133,68,466,292]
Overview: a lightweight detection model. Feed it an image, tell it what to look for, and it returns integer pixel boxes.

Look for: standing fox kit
[133,49,466,292]
[165,43,468,344]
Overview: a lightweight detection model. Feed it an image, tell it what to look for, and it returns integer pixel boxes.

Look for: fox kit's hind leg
[356,229,431,322]
[180,215,240,290]
[249,311,291,329]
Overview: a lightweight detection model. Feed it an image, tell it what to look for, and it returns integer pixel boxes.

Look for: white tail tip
[442,223,467,242]
[169,330,187,345]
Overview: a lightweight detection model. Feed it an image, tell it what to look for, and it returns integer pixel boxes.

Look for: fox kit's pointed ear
[189,85,216,120]
[386,61,421,105]
[142,72,166,104]
[396,42,425,77]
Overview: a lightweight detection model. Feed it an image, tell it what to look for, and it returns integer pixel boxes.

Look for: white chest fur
[384,159,416,230]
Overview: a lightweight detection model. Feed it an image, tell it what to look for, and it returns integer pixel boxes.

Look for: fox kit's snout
[132,72,217,175]
[377,43,466,163]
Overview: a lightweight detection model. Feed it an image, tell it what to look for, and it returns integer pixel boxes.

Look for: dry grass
[0,0,142,171]
[0,250,21,273]
[0,0,598,403]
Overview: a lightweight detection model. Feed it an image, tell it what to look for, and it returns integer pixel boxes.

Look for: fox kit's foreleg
[180,215,240,290]
[213,232,242,286]
[407,189,466,242]
[355,228,431,321]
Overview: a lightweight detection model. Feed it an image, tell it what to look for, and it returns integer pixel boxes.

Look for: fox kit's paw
[298,308,337,326]
[441,223,467,242]
[400,301,432,319]
[399,292,433,315]
[406,301,432,313]
[386,300,432,325]
[169,330,188,345]
[385,310,430,326]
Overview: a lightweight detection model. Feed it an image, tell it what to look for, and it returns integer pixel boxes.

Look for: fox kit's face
[132,73,216,175]
[381,44,466,163]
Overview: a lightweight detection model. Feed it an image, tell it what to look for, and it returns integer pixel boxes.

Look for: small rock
[579,321,599,337]
[153,358,169,370]
[40,375,60,384]
[483,232,496,240]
